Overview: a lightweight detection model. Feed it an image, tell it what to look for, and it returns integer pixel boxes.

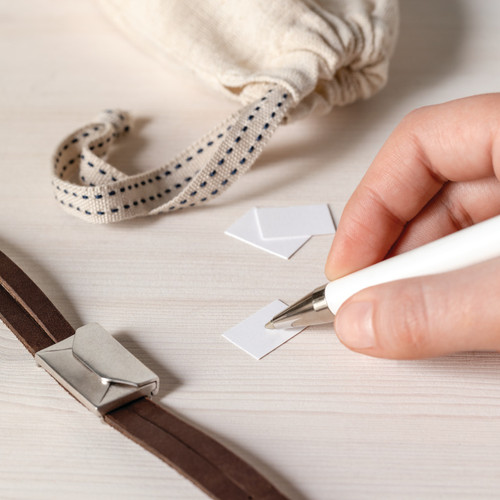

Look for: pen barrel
[325,214,500,314]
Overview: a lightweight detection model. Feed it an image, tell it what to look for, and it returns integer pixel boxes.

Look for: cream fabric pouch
[53,0,399,223]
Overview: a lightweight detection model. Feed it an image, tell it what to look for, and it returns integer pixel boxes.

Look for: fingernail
[335,301,375,349]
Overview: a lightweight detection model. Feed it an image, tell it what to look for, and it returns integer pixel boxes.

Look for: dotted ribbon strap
[52,86,293,223]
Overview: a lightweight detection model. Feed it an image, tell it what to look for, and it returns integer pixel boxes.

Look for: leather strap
[0,252,75,353]
[0,250,289,500]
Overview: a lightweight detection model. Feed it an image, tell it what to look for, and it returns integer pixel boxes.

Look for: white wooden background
[1,1,500,499]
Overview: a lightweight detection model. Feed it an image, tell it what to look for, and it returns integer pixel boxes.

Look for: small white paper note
[225,208,309,259]
[222,300,306,359]
[256,204,335,239]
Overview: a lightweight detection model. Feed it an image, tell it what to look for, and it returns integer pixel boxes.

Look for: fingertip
[324,237,348,281]
[333,280,436,360]
[334,300,375,350]
[334,263,500,360]
[324,253,339,281]
[324,228,369,281]
[334,287,430,360]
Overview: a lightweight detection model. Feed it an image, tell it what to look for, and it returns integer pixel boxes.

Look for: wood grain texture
[1,1,500,499]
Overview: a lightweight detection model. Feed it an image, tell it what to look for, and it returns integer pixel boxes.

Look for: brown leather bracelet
[0,250,289,500]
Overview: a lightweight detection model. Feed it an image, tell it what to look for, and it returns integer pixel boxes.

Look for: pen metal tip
[265,321,275,330]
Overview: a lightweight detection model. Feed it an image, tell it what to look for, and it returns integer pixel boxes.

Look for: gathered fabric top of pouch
[99,0,399,121]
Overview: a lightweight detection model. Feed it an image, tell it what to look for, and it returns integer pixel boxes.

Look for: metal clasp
[35,323,159,415]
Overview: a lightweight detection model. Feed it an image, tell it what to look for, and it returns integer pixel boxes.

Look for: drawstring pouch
[53,0,399,223]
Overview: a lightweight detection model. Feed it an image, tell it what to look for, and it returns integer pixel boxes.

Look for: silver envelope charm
[35,323,159,415]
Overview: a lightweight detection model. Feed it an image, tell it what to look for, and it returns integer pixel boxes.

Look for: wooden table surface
[2,1,500,499]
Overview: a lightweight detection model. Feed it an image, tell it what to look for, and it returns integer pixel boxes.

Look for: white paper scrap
[222,300,306,359]
[256,204,335,239]
[225,208,309,259]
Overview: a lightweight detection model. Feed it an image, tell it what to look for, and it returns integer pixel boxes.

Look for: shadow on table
[154,403,311,500]
[112,330,308,498]
[114,331,183,399]
[389,0,467,96]
[105,117,152,177]
[410,350,500,373]
[244,0,467,197]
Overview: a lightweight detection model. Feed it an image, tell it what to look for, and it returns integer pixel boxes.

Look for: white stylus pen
[266,214,500,330]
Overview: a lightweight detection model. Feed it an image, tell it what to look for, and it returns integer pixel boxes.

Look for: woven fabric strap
[52,85,293,223]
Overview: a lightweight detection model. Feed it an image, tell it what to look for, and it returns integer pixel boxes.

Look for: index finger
[325,93,500,280]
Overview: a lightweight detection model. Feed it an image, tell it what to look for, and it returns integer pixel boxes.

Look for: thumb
[333,258,500,359]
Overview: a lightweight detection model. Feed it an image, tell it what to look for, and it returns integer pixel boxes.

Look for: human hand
[325,94,500,359]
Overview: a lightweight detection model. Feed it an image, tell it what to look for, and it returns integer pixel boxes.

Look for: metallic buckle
[35,323,159,415]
